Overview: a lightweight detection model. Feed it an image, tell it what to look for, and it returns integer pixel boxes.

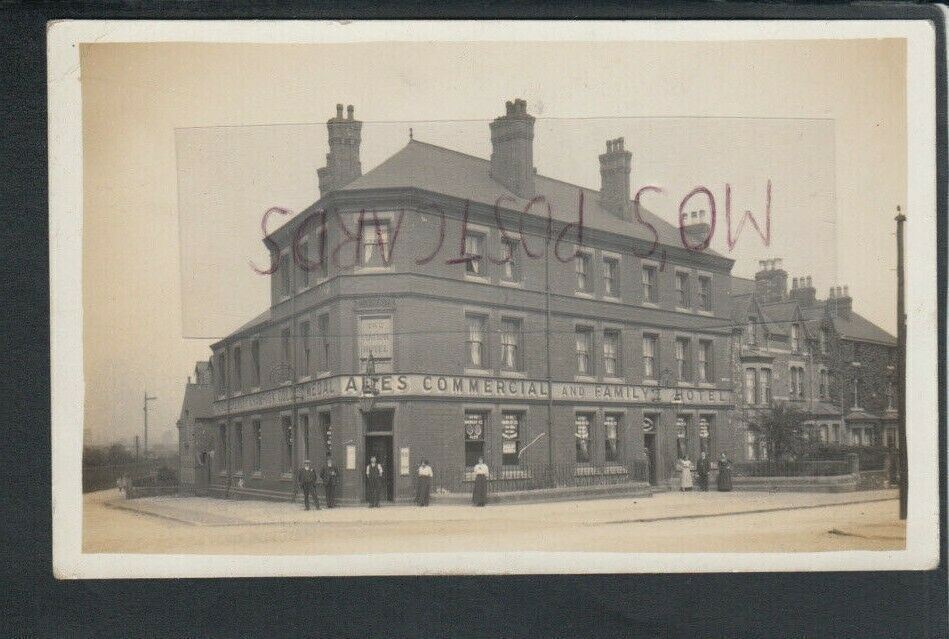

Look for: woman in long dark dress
[472,458,489,507]
[716,453,733,492]
[415,460,433,506]
[366,455,384,507]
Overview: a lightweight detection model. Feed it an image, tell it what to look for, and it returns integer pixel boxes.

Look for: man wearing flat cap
[297,459,320,511]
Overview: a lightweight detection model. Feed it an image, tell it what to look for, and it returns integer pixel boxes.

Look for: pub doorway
[643,433,658,486]
[363,409,395,501]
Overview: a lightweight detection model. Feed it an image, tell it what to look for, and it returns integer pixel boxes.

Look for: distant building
[176,362,215,495]
[731,261,898,460]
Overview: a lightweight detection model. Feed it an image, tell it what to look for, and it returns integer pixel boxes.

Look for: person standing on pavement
[696,451,711,491]
[415,460,433,506]
[717,453,733,492]
[366,455,384,507]
[676,456,694,492]
[320,454,339,508]
[297,459,320,511]
[472,458,489,506]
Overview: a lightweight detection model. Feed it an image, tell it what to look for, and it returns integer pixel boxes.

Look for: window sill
[252,471,262,478]
[697,382,715,388]
[355,266,394,274]
[641,301,659,308]
[249,387,261,394]
[497,468,531,480]
[316,371,333,380]
[280,473,293,482]
[697,310,714,317]
[465,368,493,377]
[498,370,527,378]
[498,279,523,288]
[642,379,659,386]
[463,273,491,284]
[574,291,595,299]
[298,375,313,383]
[602,295,621,303]
[574,375,596,383]
[675,305,693,313]
[602,377,626,385]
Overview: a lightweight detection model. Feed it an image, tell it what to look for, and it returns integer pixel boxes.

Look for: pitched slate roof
[803,303,896,346]
[341,139,716,253]
[731,276,757,296]
[178,382,214,423]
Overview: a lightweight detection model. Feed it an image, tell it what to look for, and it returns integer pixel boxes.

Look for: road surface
[83,489,904,555]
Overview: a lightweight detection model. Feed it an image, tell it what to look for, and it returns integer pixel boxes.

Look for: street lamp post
[143,391,157,458]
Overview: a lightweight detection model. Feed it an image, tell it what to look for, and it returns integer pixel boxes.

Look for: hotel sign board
[212,374,734,415]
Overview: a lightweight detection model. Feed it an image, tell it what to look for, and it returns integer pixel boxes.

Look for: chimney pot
[336,103,343,118]
[347,105,354,119]
[829,287,835,298]
[843,285,849,297]
[618,137,624,149]
[319,103,363,196]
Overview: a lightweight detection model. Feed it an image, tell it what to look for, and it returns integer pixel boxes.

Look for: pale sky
[81,39,906,446]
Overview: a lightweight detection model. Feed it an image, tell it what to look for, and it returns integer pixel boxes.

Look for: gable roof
[340,140,720,255]
[178,382,214,423]
[803,303,896,346]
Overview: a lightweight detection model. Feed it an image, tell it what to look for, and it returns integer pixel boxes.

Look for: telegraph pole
[143,390,157,457]
[895,207,907,520]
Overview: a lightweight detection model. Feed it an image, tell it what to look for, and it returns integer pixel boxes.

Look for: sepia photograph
[49,20,940,577]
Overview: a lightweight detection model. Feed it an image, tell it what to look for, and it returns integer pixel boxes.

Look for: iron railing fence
[733,458,853,478]
[429,459,650,495]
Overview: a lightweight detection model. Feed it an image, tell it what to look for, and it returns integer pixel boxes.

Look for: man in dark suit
[320,454,340,508]
[297,459,320,510]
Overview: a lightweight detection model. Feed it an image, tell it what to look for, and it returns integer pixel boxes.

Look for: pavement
[84,488,905,555]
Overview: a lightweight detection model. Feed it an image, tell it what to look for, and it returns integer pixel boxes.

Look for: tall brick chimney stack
[754,258,789,303]
[789,274,817,307]
[318,103,362,196]
[489,99,535,198]
[599,137,632,218]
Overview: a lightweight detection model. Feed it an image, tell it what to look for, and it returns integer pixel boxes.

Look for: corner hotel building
[205,100,738,502]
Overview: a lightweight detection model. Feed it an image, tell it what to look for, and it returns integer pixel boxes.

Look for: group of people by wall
[675,452,733,492]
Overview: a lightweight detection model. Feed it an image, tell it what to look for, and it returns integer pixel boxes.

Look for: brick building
[197,99,740,503]
[731,260,899,460]
[175,362,215,495]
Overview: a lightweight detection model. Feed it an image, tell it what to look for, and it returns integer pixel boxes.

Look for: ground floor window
[234,422,243,473]
[320,412,332,457]
[745,429,767,461]
[218,423,228,472]
[604,413,620,463]
[832,423,841,444]
[252,420,261,472]
[698,416,712,455]
[500,411,521,466]
[300,413,310,461]
[281,415,293,474]
[464,411,486,467]
[575,413,593,463]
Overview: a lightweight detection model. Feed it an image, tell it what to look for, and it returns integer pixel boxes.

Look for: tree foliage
[748,401,810,460]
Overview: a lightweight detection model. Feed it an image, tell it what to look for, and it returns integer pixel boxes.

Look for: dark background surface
[1,2,945,637]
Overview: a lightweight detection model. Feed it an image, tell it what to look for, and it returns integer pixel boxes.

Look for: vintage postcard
[50,20,940,577]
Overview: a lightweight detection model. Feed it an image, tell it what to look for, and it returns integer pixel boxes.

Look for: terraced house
[731,260,899,461]
[197,100,741,503]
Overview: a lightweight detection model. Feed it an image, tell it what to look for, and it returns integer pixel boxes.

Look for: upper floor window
[675,272,690,307]
[464,232,485,276]
[791,324,801,352]
[576,327,594,375]
[745,369,758,405]
[279,252,291,297]
[642,266,658,303]
[232,345,242,391]
[251,339,260,387]
[218,350,228,394]
[761,368,773,404]
[642,334,658,380]
[500,318,522,371]
[819,369,830,399]
[790,366,805,399]
[697,276,711,312]
[298,240,310,289]
[252,420,262,472]
[300,321,311,377]
[318,313,330,371]
[576,253,592,293]
[361,219,390,267]
[465,314,488,369]
[603,258,619,298]
[501,237,520,282]
[281,327,291,369]
[819,327,829,354]
[697,340,713,383]
[358,315,393,373]
[603,329,621,377]
[674,337,691,381]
